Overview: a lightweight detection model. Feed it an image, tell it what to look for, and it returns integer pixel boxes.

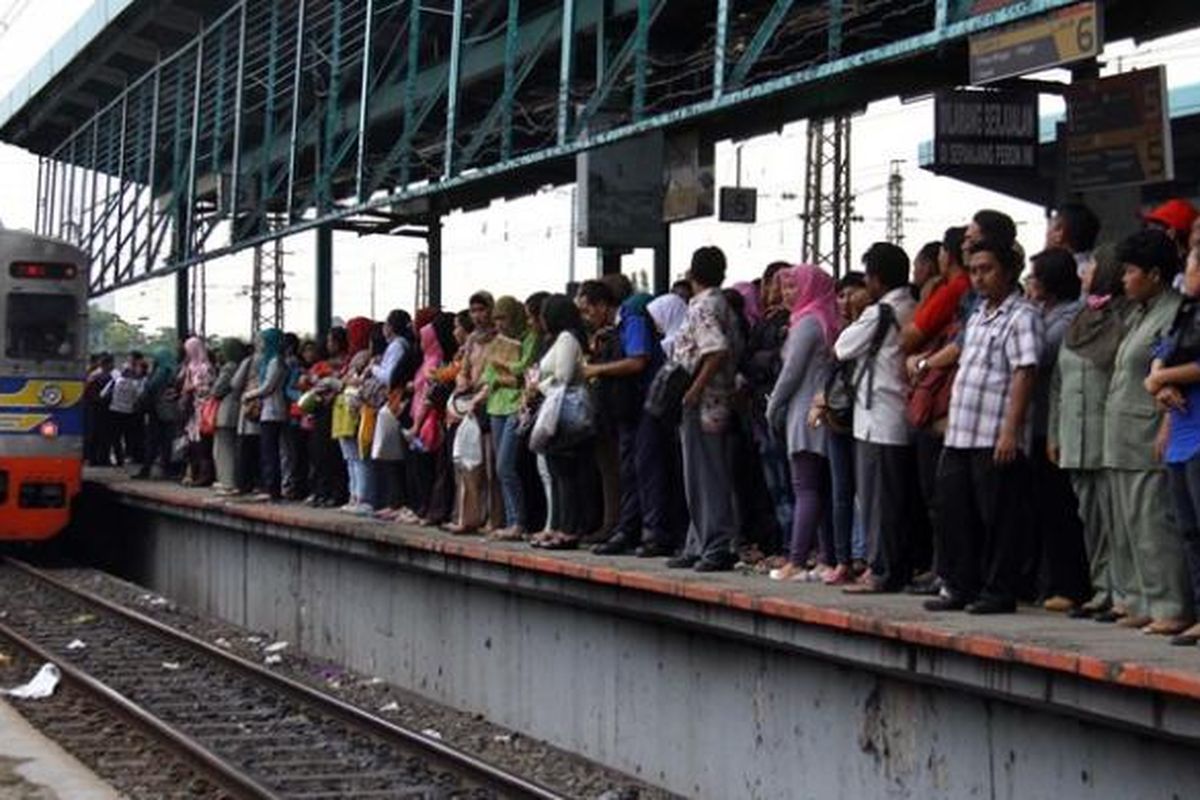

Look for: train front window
[6,294,77,361]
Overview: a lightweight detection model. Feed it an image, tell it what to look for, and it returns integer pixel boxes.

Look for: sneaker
[666,555,699,570]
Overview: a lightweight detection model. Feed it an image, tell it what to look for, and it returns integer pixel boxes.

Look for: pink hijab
[183,336,213,391]
[411,323,442,424]
[733,282,763,325]
[779,264,840,345]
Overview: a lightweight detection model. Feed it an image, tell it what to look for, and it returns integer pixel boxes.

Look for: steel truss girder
[26,0,1082,299]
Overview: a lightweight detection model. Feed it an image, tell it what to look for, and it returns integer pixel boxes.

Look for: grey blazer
[212,362,242,430]
[766,317,830,458]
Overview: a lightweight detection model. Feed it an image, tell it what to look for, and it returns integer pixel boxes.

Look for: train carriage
[0,227,89,541]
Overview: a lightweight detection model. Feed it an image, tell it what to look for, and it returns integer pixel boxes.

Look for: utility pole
[414,254,429,310]
[801,115,855,278]
[886,159,905,249]
[370,261,378,319]
[248,220,289,335]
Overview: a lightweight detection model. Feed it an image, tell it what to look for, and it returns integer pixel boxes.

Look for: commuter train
[0,227,89,541]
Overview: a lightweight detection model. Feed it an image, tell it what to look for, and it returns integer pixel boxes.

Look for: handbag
[358,405,378,459]
[198,396,220,437]
[550,384,597,451]
[644,362,691,421]
[371,404,406,460]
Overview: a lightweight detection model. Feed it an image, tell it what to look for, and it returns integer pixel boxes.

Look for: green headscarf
[145,344,177,394]
[494,295,528,339]
[258,328,283,382]
[220,337,245,365]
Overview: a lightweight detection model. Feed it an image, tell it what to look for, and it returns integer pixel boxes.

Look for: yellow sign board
[970,2,1101,85]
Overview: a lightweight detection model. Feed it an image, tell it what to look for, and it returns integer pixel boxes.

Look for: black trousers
[913,430,942,575]
[857,441,920,590]
[1029,437,1092,603]
[259,422,283,499]
[937,447,1032,604]
[546,440,600,538]
[237,433,261,493]
[309,409,347,503]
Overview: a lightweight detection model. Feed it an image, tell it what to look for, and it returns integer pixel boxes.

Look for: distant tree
[87,305,145,355]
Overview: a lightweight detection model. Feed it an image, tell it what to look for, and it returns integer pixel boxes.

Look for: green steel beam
[228,4,248,224]
[556,0,574,145]
[399,0,420,186]
[144,66,161,274]
[730,0,796,89]
[286,0,307,220]
[501,0,519,161]
[355,0,375,200]
[829,0,843,58]
[713,0,728,99]
[44,0,1091,297]
[444,0,465,178]
[260,0,282,234]
[633,0,650,120]
[573,0,667,137]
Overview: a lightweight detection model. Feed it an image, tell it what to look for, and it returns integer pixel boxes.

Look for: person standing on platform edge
[1146,242,1200,645]
[668,246,744,573]
[926,236,1043,615]
[766,263,836,582]
[836,243,919,595]
[241,328,287,502]
[1101,229,1192,635]
[1049,245,1127,620]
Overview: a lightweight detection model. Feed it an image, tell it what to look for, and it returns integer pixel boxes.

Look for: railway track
[0,558,568,800]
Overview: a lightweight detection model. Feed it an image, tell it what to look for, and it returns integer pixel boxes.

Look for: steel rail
[5,557,568,800]
[0,618,280,800]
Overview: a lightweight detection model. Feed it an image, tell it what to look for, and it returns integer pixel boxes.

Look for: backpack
[822,303,898,431]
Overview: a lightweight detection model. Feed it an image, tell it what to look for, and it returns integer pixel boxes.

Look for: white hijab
[648,294,688,359]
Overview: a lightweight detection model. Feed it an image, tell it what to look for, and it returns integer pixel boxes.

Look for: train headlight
[39,384,64,407]
[39,421,59,439]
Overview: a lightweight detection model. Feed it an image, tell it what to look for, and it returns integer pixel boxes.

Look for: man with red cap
[1144,198,1199,259]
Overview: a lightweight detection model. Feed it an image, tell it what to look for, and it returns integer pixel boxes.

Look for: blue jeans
[491,413,526,528]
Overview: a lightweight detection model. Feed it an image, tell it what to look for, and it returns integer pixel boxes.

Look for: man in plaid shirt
[926,238,1044,615]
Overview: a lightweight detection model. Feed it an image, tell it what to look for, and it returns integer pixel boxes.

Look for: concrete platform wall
[85,494,1200,800]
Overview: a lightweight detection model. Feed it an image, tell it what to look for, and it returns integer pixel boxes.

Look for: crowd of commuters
[83,196,1200,646]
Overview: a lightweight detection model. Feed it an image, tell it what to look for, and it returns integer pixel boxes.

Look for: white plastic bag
[2,663,61,699]
[452,414,483,470]
[371,404,406,461]
[529,386,564,455]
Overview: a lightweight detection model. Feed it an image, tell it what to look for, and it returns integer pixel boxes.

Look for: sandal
[540,533,580,550]
[488,526,526,542]
[442,523,478,536]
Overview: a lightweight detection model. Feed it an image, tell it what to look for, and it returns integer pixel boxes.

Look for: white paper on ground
[2,663,62,699]
[65,639,86,651]
[263,641,289,653]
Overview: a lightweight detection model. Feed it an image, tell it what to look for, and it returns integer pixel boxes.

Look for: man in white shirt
[834,243,918,593]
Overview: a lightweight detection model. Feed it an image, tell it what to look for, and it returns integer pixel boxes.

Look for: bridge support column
[427,215,442,309]
[175,269,189,339]
[654,226,671,294]
[316,224,333,338]
[598,247,623,277]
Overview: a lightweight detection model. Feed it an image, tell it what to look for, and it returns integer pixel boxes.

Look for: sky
[1,3,1199,339]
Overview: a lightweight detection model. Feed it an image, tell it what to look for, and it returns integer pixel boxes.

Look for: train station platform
[0,698,120,800]
[80,469,1200,799]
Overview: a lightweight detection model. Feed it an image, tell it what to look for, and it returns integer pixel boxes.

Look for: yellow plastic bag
[331,390,360,439]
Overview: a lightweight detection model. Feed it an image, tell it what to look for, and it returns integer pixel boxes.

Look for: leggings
[789,452,826,565]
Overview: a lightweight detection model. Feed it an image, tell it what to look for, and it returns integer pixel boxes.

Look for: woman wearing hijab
[302,326,349,508]
[134,345,179,479]
[476,296,538,539]
[211,338,247,493]
[647,294,687,360]
[334,317,375,512]
[181,336,215,487]
[766,264,838,581]
[397,314,456,525]
[241,328,287,501]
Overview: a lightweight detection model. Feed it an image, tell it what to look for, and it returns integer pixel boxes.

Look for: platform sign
[969,1,1101,85]
[932,89,1039,171]
[719,187,758,223]
[663,130,715,224]
[1065,66,1174,190]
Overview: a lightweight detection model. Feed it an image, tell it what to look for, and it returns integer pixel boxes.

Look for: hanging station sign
[932,89,1039,171]
[1064,66,1174,190]
[969,1,1102,85]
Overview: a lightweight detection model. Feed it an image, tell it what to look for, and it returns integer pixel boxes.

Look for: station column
[316,224,333,338]
[175,269,190,339]
[427,214,443,309]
